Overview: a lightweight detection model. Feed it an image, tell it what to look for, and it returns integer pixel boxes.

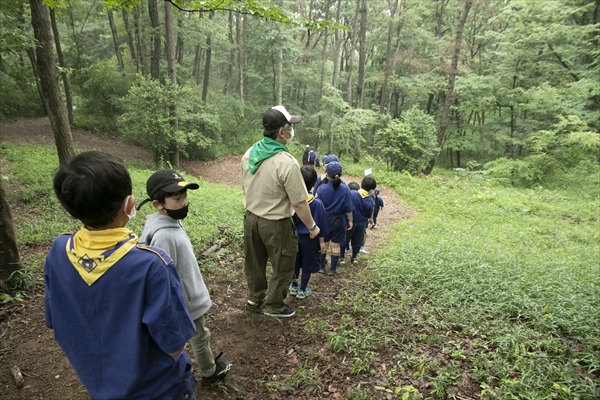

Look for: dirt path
[0,118,413,399]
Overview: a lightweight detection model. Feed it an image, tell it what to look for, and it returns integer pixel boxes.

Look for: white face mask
[123,195,136,221]
[285,127,295,144]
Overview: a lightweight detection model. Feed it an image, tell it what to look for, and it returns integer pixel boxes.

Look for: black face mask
[162,204,189,220]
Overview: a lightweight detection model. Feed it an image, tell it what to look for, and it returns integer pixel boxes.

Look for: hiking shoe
[263,305,296,318]
[289,283,299,296]
[246,299,264,308]
[202,352,232,385]
[297,287,312,299]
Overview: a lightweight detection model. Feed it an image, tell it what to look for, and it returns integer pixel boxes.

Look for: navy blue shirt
[316,180,353,215]
[350,190,375,224]
[45,233,195,399]
[294,196,332,237]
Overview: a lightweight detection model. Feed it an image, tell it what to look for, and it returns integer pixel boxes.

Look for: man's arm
[292,200,320,239]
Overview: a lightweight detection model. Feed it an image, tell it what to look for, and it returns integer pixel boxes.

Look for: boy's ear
[151,199,162,210]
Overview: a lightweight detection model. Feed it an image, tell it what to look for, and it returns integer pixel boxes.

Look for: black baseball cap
[262,105,301,131]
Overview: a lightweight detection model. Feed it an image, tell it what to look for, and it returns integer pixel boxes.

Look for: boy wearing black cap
[138,170,232,385]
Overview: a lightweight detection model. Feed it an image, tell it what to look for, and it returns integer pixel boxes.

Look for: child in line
[46,151,197,399]
[341,176,377,264]
[138,170,232,385]
[313,154,340,194]
[371,187,384,229]
[315,155,321,169]
[315,162,353,275]
[290,166,332,298]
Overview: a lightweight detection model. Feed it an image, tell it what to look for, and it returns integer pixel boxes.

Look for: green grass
[2,142,599,398]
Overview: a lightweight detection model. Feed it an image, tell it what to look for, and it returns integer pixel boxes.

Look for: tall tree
[202,11,215,103]
[29,0,75,164]
[49,8,75,125]
[425,0,473,173]
[121,9,136,65]
[107,9,125,71]
[0,185,21,290]
[148,0,161,80]
[165,0,179,167]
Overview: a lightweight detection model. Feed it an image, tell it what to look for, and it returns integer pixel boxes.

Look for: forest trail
[0,118,414,399]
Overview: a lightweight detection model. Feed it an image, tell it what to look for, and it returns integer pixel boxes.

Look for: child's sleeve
[316,201,333,238]
[143,259,196,354]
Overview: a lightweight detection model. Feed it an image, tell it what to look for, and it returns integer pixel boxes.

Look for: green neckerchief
[248,137,289,174]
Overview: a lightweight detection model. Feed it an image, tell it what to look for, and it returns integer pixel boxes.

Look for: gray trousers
[243,211,298,314]
[190,315,216,377]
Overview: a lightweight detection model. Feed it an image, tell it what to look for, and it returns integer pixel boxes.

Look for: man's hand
[309,225,320,239]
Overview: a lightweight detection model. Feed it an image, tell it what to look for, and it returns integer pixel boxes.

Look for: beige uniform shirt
[241,148,308,220]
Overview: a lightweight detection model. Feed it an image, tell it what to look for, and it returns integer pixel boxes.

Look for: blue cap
[325,162,343,178]
[323,154,339,165]
[374,187,381,194]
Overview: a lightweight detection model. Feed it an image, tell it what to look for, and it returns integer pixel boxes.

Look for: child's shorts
[328,213,348,244]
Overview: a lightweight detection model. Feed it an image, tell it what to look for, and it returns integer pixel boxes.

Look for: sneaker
[372,225,377,229]
[339,259,346,265]
[327,269,337,276]
[351,258,358,264]
[359,247,368,254]
[202,352,232,385]
[289,284,298,296]
[246,299,264,308]
[317,268,325,274]
[263,305,296,318]
[296,287,312,299]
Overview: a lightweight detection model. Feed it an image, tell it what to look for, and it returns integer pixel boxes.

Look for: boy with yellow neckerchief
[45,151,197,399]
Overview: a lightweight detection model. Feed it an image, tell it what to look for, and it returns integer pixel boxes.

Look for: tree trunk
[25,47,48,115]
[0,185,21,289]
[317,1,331,149]
[133,5,147,76]
[225,11,235,95]
[380,0,399,114]
[164,0,179,168]
[50,8,74,125]
[148,0,161,80]
[193,44,201,85]
[425,0,472,174]
[277,47,283,104]
[29,0,75,165]
[202,11,215,103]
[122,9,136,65]
[176,17,184,65]
[331,0,343,89]
[107,10,124,71]
[346,0,361,106]
[356,0,367,110]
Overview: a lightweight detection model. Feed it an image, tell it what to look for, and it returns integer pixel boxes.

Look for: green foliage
[485,116,599,186]
[373,107,437,175]
[76,58,133,134]
[367,168,600,399]
[0,71,45,121]
[119,76,222,163]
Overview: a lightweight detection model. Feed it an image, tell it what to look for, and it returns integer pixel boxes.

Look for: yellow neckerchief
[66,226,138,286]
[307,194,315,205]
[358,188,370,198]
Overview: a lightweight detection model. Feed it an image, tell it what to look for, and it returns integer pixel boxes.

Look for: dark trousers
[342,221,367,260]
[243,211,298,314]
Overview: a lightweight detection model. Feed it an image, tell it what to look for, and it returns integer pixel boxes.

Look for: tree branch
[547,42,580,81]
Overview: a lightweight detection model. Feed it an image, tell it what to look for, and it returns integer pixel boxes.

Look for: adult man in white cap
[241,105,320,317]
[302,144,310,165]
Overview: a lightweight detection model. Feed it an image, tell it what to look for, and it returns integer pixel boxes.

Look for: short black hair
[300,165,317,191]
[152,188,187,205]
[361,176,377,191]
[53,151,132,229]
[348,182,360,191]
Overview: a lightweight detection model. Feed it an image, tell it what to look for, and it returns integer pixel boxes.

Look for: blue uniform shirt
[45,233,196,400]
[350,190,375,224]
[315,180,353,215]
[293,196,332,237]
